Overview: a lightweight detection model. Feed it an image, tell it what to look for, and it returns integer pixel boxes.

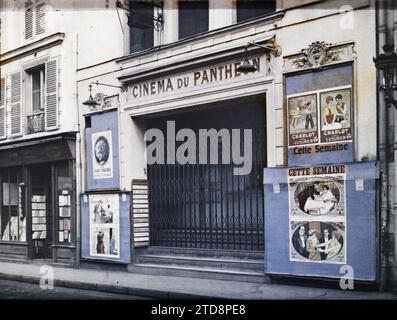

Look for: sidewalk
[0,261,395,300]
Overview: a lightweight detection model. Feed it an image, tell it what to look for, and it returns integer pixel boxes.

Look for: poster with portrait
[290,221,346,264]
[320,88,352,143]
[289,175,346,218]
[288,93,318,146]
[89,194,120,258]
[288,164,347,265]
[92,130,113,180]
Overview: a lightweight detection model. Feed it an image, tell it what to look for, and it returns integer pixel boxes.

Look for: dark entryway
[147,95,266,251]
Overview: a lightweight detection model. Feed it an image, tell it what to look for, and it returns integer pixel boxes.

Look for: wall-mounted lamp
[82,84,100,110]
[82,82,122,111]
[374,44,397,109]
[237,41,281,74]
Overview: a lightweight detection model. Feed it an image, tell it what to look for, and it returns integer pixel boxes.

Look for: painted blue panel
[264,162,377,281]
[286,65,353,96]
[86,111,120,190]
[81,194,132,264]
[286,65,354,166]
[288,142,353,167]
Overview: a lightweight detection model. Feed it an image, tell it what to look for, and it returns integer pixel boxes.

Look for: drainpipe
[74,31,82,268]
[377,0,390,292]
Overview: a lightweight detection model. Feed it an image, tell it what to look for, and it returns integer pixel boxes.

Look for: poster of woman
[320,87,352,143]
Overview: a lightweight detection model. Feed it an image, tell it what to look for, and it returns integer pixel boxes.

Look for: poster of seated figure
[288,164,347,264]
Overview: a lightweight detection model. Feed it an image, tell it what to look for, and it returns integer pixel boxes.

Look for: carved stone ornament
[283,41,356,73]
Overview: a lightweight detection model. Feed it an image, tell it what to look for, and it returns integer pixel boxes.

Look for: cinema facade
[76,0,396,291]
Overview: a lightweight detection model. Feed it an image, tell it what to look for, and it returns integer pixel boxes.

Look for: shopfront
[0,135,77,264]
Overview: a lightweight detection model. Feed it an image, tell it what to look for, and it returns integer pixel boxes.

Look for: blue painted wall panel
[86,111,120,190]
[264,162,377,281]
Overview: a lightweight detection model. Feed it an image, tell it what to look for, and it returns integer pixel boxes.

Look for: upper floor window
[31,67,45,114]
[236,0,276,23]
[129,1,156,53]
[25,1,46,40]
[178,0,209,40]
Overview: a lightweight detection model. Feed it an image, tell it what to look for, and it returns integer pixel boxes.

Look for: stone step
[128,263,270,284]
[136,254,264,272]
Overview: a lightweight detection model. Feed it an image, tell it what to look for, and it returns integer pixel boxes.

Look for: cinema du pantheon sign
[127,57,263,101]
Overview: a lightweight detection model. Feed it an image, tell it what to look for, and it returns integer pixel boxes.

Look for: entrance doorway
[146,95,266,251]
[30,164,53,259]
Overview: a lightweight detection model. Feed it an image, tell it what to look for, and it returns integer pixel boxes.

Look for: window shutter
[35,2,46,35]
[0,78,6,139]
[45,59,58,130]
[25,6,33,39]
[10,72,22,136]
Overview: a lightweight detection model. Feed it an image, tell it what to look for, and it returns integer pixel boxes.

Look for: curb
[0,272,218,300]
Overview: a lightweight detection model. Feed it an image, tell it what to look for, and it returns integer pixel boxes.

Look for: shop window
[129,1,155,53]
[236,0,276,23]
[56,161,73,244]
[178,0,209,39]
[0,168,26,242]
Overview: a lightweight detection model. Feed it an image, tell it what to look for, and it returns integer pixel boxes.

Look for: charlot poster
[288,85,352,152]
[92,130,113,179]
[288,164,347,264]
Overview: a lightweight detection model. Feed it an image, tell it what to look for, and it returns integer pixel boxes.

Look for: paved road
[0,279,148,300]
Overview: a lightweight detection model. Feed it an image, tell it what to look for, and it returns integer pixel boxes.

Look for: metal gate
[148,127,266,251]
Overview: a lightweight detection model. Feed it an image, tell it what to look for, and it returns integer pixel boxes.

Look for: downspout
[74,31,82,268]
[377,0,389,292]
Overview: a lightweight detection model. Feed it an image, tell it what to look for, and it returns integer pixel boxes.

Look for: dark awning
[0,134,76,167]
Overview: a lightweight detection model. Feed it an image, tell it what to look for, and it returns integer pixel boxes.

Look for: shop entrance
[146,95,266,251]
[29,164,53,259]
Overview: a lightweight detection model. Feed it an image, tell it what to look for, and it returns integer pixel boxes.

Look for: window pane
[0,168,25,242]
[129,1,155,53]
[237,0,276,23]
[179,1,209,39]
[32,91,41,112]
[32,70,41,91]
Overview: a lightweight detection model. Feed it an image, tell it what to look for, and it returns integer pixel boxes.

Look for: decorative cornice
[0,33,65,66]
[283,41,357,73]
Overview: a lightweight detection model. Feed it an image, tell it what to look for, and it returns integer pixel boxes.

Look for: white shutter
[10,72,22,136]
[0,78,6,139]
[45,59,58,130]
[25,6,33,39]
[35,2,46,35]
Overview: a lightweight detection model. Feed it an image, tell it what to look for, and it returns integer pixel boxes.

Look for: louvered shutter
[0,78,6,139]
[10,72,22,136]
[25,6,33,39]
[45,59,58,130]
[35,3,46,35]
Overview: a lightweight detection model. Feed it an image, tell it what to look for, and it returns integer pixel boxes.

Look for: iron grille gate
[148,127,266,251]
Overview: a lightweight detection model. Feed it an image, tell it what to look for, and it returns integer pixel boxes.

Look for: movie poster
[288,93,319,146]
[92,130,113,180]
[89,194,120,258]
[320,88,352,143]
[288,165,347,264]
[287,85,353,156]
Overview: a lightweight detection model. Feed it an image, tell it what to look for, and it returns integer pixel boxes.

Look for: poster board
[85,110,120,190]
[81,193,131,263]
[286,64,354,166]
[264,161,377,281]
